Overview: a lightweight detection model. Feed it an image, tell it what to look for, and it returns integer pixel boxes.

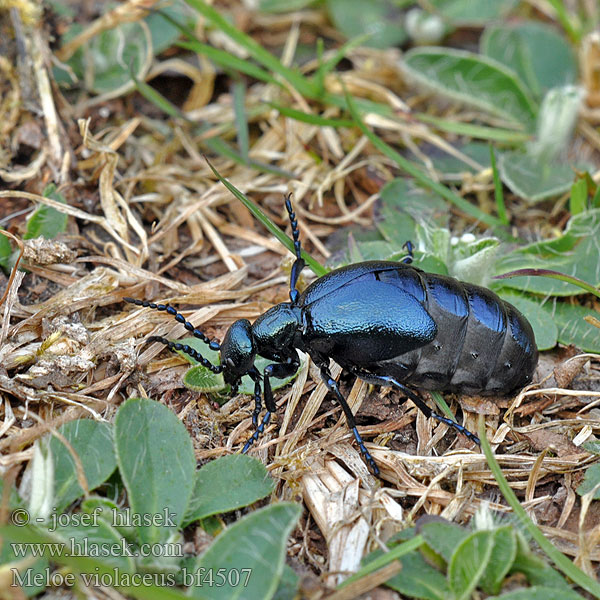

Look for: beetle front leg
[242,360,299,453]
[314,360,380,477]
[353,371,480,446]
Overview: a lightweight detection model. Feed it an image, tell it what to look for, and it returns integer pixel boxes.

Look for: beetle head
[220,318,257,384]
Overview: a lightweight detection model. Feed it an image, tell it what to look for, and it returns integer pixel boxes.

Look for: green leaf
[420,521,469,563]
[544,301,600,353]
[576,463,600,499]
[179,337,304,394]
[146,2,192,54]
[272,564,300,600]
[63,21,150,93]
[326,0,407,49]
[479,526,517,595]
[583,440,600,455]
[494,209,600,296]
[429,0,518,26]
[0,228,14,272]
[403,47,538,129]
[570,178,588,215]
[52,520,135,573]
[0,529,48,597]
[24,184,69,240]
[260,0,317,12]
[448,530,495,600]
[188,503,301,599]
[114,398,196,544]
[381,549,449,600]
[481,22,577,98]
[487,586,586,600]
[495,291,558,351]
[49,419,116,512]
[499,151,576,203]
[183,455,275,525]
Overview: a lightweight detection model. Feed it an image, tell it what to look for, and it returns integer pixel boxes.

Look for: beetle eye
[226,358,235,368]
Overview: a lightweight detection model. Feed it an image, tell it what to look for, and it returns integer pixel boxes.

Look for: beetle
[125,195,538,476]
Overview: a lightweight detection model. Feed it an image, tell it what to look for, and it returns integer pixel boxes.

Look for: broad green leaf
[179,337,303,395]
[183,455,275,525]
[403,47,538,129]
[53,520,135,573]
[487,586,586,600]
[498,151,575,203]
[481,22,577,98]
[543,301,600,352]
[146,2,192,54]
[494,209,600,296]
[61,22,150,93]
[429,0,518,25]
[429,141,492,180]
[448,530,495,600]
[381,549,449,600]
[24,184,68,240]
[421,521,469,563]
[48,419,116,512]
[479,526,517,595]
[0,527,48,597]
[583,440,600,455]
[495,291,558,351]
[576,463,600,499]
[272,564,300,600]
[114,398,196,544]
[188,503,301,599]
[326,0,407,49]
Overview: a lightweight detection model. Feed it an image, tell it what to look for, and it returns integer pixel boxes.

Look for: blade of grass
[204,156,327,277]
[178,39,280,87]
[232,79,249,163]
[184,0,318,98]
[490,145,508,225]
[478,415,600,598]
[267,102,354,128]
[494,268,600,300]
[132,74,191,122]
[337,535,425,589]
[431,390,457,422]
[346,91,505,229]
[203,136,296,178]
[416,114,532,144]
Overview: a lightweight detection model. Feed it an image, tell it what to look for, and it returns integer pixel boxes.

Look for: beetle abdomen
[381,268,537,395]
[306,262,538,396]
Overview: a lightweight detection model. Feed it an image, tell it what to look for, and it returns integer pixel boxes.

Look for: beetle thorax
[251,302,302,358]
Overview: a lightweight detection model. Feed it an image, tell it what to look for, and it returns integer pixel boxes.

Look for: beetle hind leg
[353,371,480,446]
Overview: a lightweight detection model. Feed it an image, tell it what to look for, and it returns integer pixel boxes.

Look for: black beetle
[125,196,538,475]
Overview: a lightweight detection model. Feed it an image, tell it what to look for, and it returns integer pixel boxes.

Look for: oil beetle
[125,195,538,476]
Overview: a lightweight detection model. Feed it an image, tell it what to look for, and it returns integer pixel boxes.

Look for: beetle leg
[284,195,305,305]
[401,241,414,264]
[353,371,480,446]
[242,359,299,453]
[146,336,224,374]
[313,360,380,477]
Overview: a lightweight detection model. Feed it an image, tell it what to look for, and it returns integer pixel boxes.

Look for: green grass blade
[232,79,249,162]
[416,114,532,144]
[346,91,504,229]
[203,136,296,178]
[268,102,354,127]
[490,145,509,225]
[431,390,457,421]
[494,268,600,300]
[479,415,600,598]
[204,157,327,276]
[184,0,318,97]
[132,74,190,121]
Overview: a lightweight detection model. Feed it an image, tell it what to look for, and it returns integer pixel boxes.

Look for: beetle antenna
[284,194,305,305]
[124,298,221,350]
[146,336,224,374]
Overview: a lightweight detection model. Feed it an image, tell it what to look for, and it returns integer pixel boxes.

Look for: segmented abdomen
[377,268,537,395]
